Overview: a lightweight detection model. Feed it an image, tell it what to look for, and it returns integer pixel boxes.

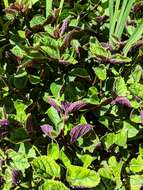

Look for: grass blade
[116,0,135,39]
[109,0,114,29]
[109,0,114,45]
[123,19,143,56]
[109,0,121,46]
[59,0,64,17]
[46,0,53,18]
[114,0,128,38]
[3,0,8,8]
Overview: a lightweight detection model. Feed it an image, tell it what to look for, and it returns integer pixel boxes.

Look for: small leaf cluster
[0,0,143,189]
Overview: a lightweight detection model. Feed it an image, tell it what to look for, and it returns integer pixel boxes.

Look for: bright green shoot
[123,19,143,56]
[109,0,135,47]
[109,0,121,45]
[46,0,53,18]
[59,0,64,16]
[3,0,9,8]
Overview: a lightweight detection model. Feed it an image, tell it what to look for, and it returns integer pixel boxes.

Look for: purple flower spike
[0,119,9,126]
[111,96,131,108]
[140,110,143,125]
[70,124,94,143]
[12,169,21,184]
[67,101,87,114]
[40,124,53,138]
[47,97,61,112]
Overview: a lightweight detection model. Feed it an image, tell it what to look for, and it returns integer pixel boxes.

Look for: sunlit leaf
[66,165,100,188]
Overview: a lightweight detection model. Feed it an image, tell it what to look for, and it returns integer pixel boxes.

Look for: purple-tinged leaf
[140,110,143,125]
[40,124,53,138]
[60,30,82,52]
[133,2,143,13]
[101,43,112,51]
[0,176,4,186]
[134,96,141,101]
[0,119,9,126]
[0,159,4,168]
[60,19,69,36]
[67,101,87,113]
[95,55,129,65]
[47,97,61,112]
[0,126,8,137]
[61,101,71,112]
[59,59,70,65]
[70,124,94,143]
[96,15,108,23]
[111,96,131,107]
[12,169,21,184]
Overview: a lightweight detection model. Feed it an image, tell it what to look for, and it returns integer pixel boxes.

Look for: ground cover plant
[0,0,143,189]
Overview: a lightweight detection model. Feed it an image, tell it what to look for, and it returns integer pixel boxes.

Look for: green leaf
[47,107,63,132]
[18,30,26,39]
[99,161,113,180]
[130,100,140,109]
[111,54,132,63]
[66,165,100,188]
[62,54,78,64]
[14,101,27,122]
[89,37,111,58]
[77,154,95,168]
[114,77,128,96]
[7,149,30,172]
[59,149,71,167]
[129,83,143,99]
[108,156,123,186]
[99,157,123,188]
[93,65,106,81]
[127,65,142,84]
[130,110,141,123]
[9,128,29,143]
[16,0,39,8]
[70,68,89,78]
[11,45,27,58]
[3,168,12,190]
[13,71,28,89]
[34,33,60,47]
[123,121,138,138]
[130,175,143,190]
[103,133,115,149]
[130,156,143,173]
[50,82,62,98]
[47,143,59,160]
[30,15,46,27]
[40,180,69,190]
[4,97,16,114]
[29,75,40,84]
[32,156,60,178]
[115,128,127,147]
[18,143,36,158]
[84,86,100,105]
[41,46,60,59]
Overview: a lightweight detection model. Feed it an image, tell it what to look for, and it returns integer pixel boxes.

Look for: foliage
[0,0,143,189]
